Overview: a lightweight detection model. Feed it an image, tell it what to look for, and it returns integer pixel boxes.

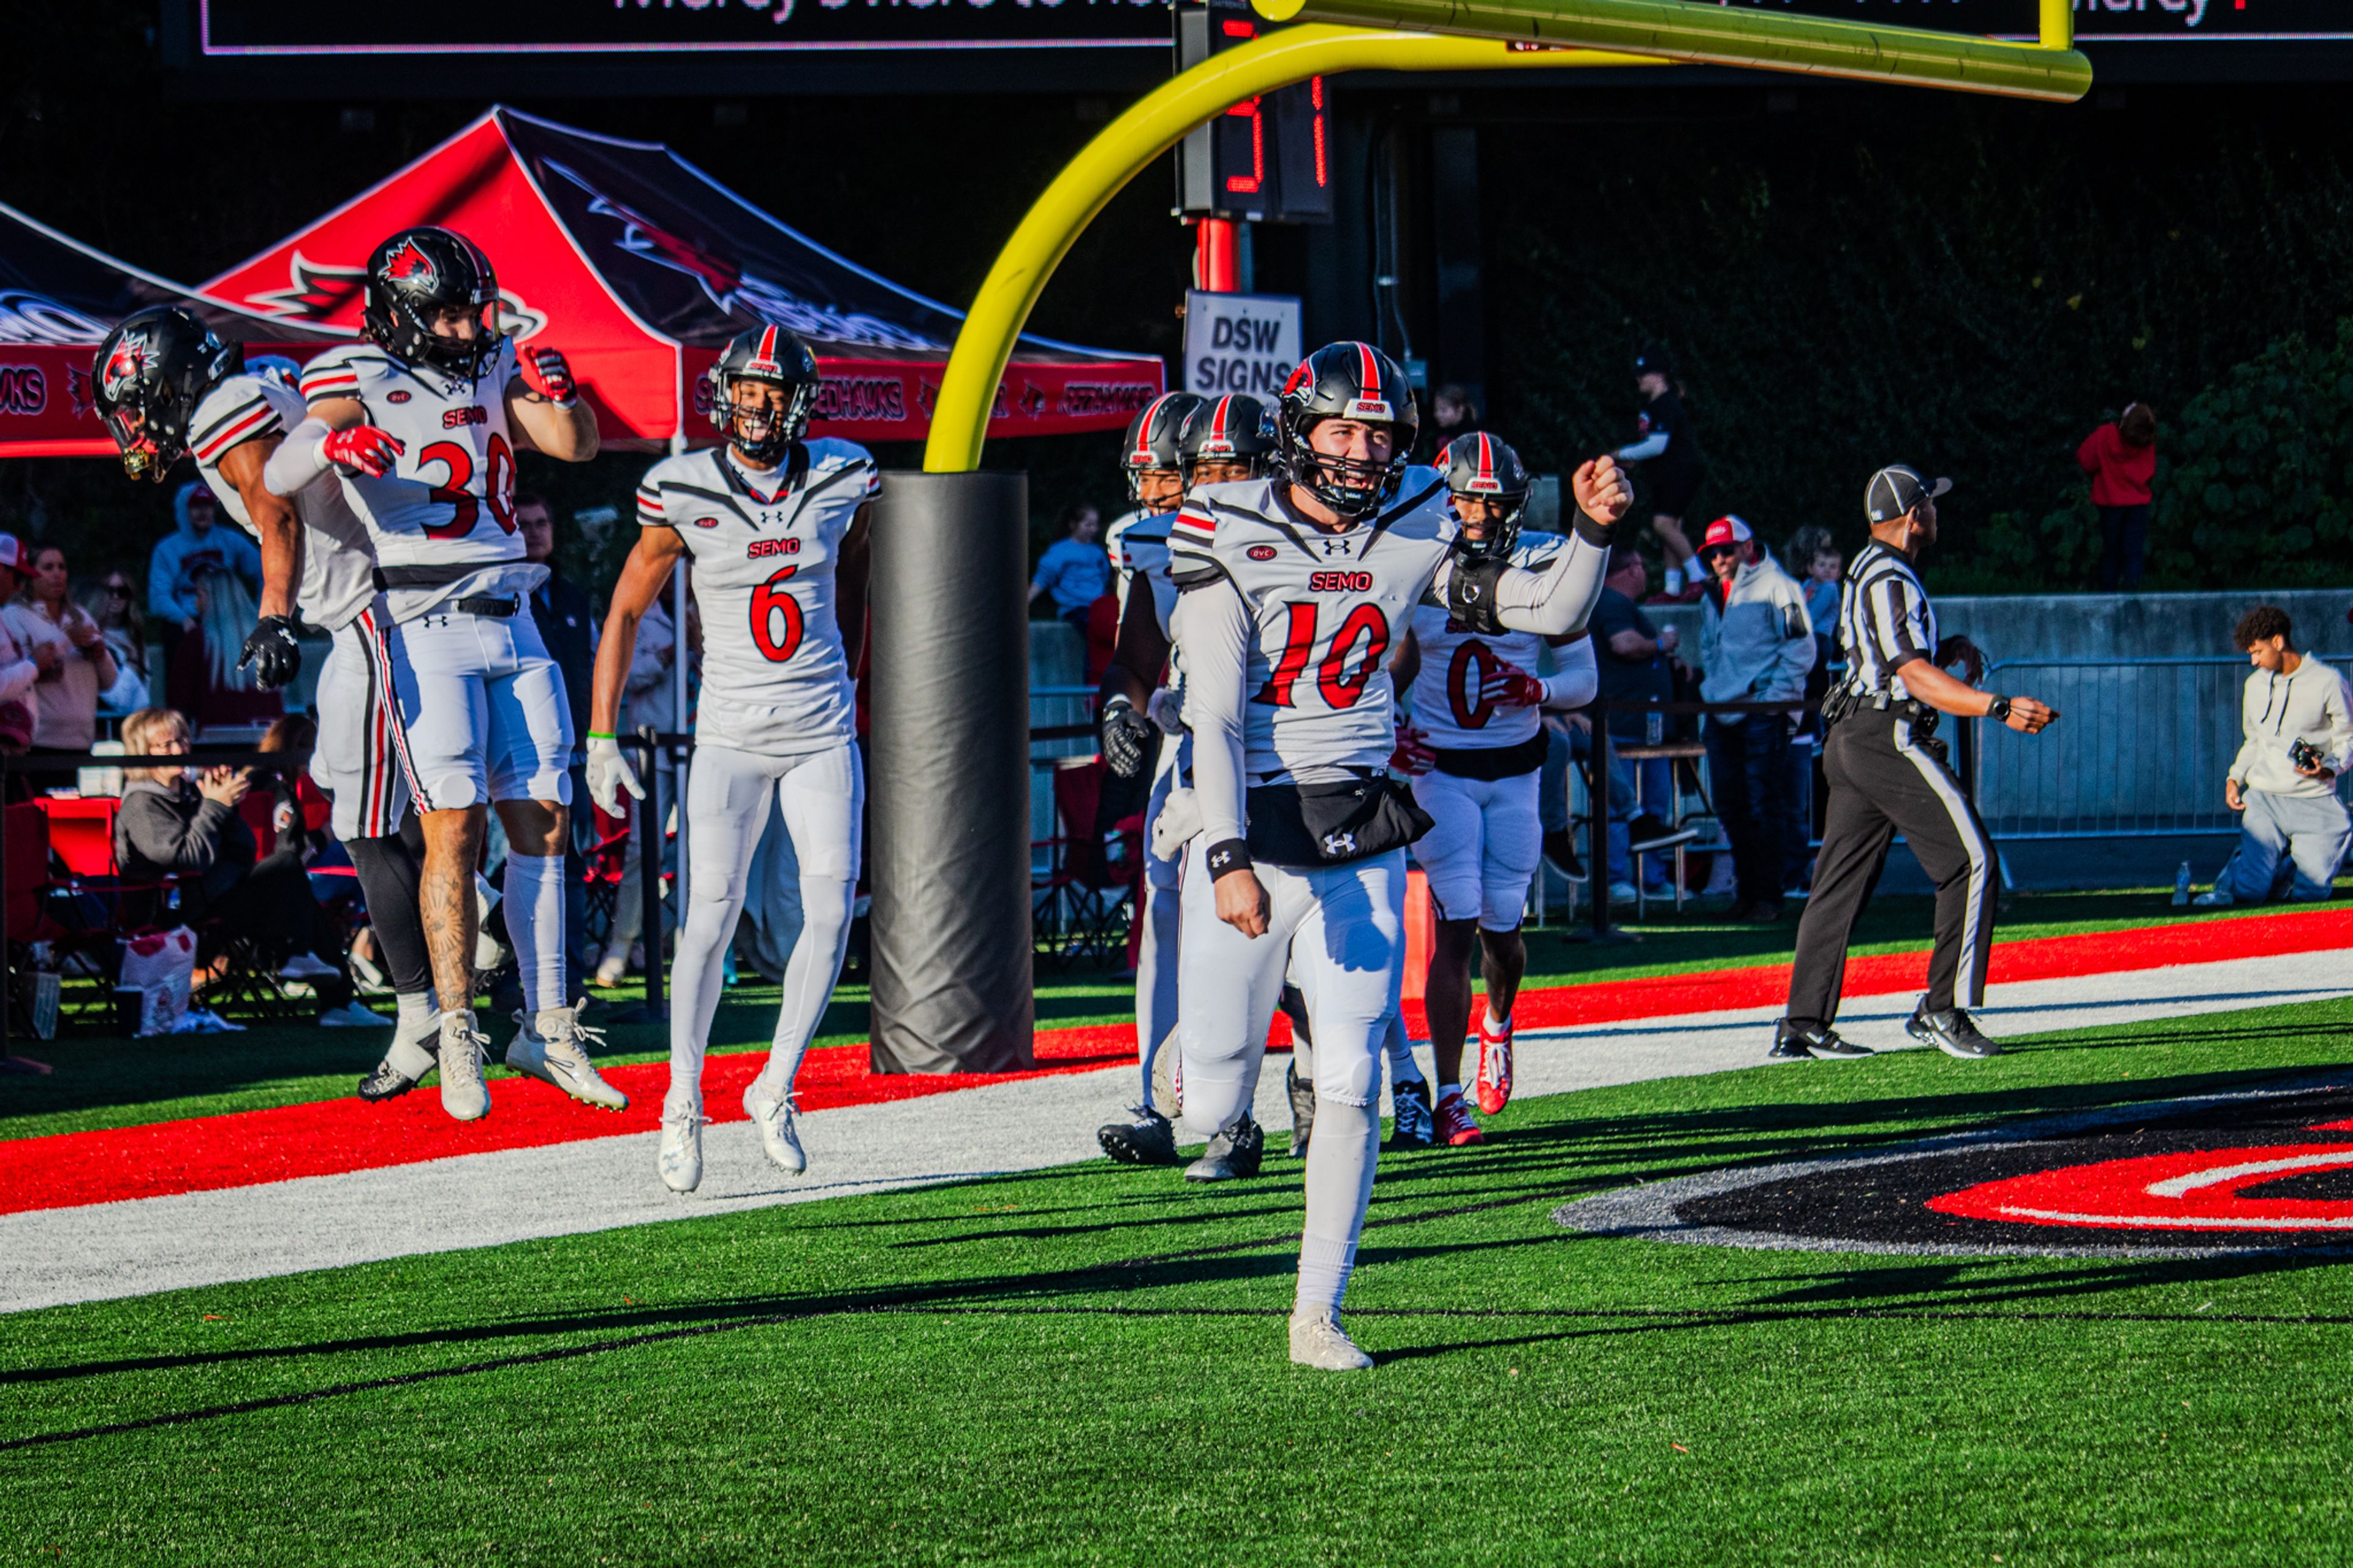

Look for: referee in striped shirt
[1775,466,2055,1062]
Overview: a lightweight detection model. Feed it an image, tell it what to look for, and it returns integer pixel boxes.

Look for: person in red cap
[1695,515,1815,921]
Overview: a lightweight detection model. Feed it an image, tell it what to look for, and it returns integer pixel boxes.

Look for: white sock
[1295,1100,1379,1317]
[395,991,439,1041]
[752,874,856,1104]
[501,852,567,1015]
[1438,1081,1464,1105]
[1483,1004,1510,1034]
[1381,1012,1422,1091]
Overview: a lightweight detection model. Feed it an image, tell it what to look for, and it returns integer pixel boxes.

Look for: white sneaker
[438,1014,492,1122]
[2191,887,2234,908]
[317,1001,387,1028]
[593,952,631,988]
[1288,1309,1374,1371]
[744,1086,806,1175]
[506,1003,629,1111]
[658,1104,709,1194]
[279,952,340,982]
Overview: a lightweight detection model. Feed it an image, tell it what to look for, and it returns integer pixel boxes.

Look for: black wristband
[1571,508,1619,548]
[1203,838,1252,877]
[1986,695,2011,722]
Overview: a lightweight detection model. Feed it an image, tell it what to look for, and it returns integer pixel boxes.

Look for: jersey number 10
[1254,600,1389,710]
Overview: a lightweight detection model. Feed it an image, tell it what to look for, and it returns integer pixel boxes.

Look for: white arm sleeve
[1540,637,1599,710]
[1490,530,1613,638]
[1171,578,1253,852]
[264,417,334,498]
[1615,431,1669,463]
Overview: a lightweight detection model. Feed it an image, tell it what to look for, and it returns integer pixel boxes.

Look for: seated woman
[113,706,376,1025]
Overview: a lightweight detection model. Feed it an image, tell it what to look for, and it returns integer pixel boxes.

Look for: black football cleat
[1540,828,1586,881]
[1771,1018,1872,1061]
[1387,1077,1436,1150]
[1099,1106,1183,1166]
[356,1057,423,1102]
[1906,999,2002,1059]
[1184,1113,1265,1182]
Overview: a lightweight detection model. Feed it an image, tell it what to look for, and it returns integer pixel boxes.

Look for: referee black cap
[1634,346,1674,377]
[1865,464,1952,525]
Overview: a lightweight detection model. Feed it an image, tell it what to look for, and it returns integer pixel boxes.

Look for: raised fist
[518,346,577,406]
[1572,454,1635,531]
[322,425,404,479]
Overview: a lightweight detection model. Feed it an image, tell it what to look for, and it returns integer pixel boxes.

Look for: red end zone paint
[1928,1134,2353,1232]
[2,906,2344,1216]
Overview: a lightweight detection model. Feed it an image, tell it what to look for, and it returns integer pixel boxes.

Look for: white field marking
[2144,1148,2353,1199]
[3,949,2347,1315]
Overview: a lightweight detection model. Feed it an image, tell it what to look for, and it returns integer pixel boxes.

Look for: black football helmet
[91,306,243,483]
[360,227,501,380]
[705,324,820,466]
[1444,431,1533,559]
[1121,392,1204,502]
[1274,341,1419,520]
[1176,393,1276,483]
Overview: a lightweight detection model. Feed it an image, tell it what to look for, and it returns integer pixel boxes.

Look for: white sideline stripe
[3,950,2348,1316]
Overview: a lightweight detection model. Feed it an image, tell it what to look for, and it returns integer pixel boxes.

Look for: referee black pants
[1786,707,1996,1026]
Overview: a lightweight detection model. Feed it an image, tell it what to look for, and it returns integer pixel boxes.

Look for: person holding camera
[2193,605,2353,908]
[1775,466,2055,1062]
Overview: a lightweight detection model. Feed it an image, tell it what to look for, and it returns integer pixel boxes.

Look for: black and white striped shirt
[1838,541,1936,699]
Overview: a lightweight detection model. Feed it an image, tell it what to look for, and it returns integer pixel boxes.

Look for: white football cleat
[437,1013,492,1122]
[743,1086,806,1175]
[658,1104,710,1194]
[1289,1309,1374,1371]
[506,1003,629,1111]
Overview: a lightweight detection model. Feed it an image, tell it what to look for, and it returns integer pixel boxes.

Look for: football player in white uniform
[264,227,620,1123]
[1392,433,1599,1148]
[1096,393,1265,1167]
[1168,342,1630,1369]
[587,325,874,1194]
[91,306,444,1091]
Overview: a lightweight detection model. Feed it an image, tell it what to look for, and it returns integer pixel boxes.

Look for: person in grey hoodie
[2196,605,2353,907]
[1696,515,1816,920]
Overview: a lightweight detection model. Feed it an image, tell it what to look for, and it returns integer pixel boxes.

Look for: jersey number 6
[418,434,517,540]
[751,566,804,664]
[1254,600,1389,710]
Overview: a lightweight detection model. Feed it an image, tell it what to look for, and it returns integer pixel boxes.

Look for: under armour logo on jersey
[1322,831,1357,857]
[1208,846,1238,871]
[1321,536,1352,556]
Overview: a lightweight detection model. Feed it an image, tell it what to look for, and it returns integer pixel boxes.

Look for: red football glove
[1484,664,1548,708]
[322,425,404,479]
[1390,722,1437,776]
[517,346,577,406]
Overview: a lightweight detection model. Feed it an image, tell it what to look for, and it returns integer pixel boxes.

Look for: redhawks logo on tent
[382,240,438,288]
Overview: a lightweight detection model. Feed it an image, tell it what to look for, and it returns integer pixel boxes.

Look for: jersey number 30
[1255,600,1389,709]
[751,566,804,664]
[417,434,516,540]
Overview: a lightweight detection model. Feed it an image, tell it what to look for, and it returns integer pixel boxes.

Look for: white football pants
[1408,766,1540,932]
[666,741,863,1113]
[1134,741,1184,1110]
[381,607,572,811]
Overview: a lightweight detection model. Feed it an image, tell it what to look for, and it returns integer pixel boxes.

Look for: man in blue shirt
[1029,503,1109,630]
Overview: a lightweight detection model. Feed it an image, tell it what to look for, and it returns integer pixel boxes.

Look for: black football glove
[1099,697,1154,779]
[239,615,303,690]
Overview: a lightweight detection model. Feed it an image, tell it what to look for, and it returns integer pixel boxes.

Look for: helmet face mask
[91,306,243,483]
[705,324,819,466]
[1444,432,1531,560]
[1122,392,1205,507]
[361,227,502,381]
[1273,342,1418,522]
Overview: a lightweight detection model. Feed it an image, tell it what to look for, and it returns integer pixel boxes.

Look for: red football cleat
[1475,1013,1515,1116]
[1434,1094,1483,1147]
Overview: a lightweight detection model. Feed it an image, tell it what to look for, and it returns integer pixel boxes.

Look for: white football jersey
[189,370,380,632]
[1169,472,1455,779]
[635,439,876,757]
[299,337,540,616]
[1404,531,1569,751]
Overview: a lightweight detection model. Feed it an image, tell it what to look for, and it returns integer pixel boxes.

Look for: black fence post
[634,726,666,1023]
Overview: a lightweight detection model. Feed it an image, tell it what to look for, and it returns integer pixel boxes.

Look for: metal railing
[1973,656,2353,839]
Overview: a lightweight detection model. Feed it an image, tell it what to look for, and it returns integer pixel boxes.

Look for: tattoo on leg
[419,808,486,1016]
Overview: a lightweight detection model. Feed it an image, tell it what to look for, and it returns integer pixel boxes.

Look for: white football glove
[586,735,645,818]
[1146,686,1186,735]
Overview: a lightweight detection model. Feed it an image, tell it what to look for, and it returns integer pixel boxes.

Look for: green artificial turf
[4,890,2330,1145]
[6,995,2352,1564]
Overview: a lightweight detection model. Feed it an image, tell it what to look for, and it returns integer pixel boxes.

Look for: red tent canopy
[0,201,346,459]
[202,107,1165,450]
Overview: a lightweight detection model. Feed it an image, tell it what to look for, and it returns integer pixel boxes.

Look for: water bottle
[2172,861,2192,907]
